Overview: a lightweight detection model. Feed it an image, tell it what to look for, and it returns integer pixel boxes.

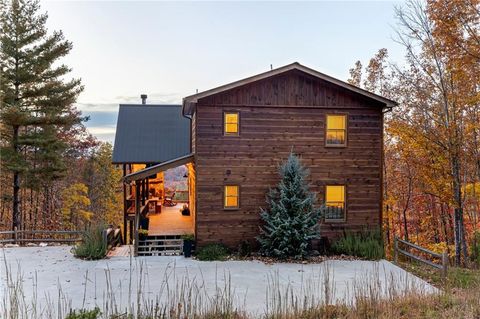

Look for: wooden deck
[148,203,194,236]
[108,245,133,257]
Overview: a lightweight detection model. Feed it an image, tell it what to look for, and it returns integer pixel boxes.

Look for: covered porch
[122,154,196,256]
[148,203,194,236]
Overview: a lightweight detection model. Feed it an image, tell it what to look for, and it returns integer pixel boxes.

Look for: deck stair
[137,235,183,256]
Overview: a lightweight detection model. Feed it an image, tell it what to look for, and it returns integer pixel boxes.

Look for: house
[114,62,397,256]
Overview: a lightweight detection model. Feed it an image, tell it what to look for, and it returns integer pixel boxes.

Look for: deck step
[137,236,184,256]
[140,239,182,244]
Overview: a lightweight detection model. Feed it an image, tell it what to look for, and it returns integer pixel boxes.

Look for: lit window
[224,185,239,208]
[326,115,346,146]
[325,185,345,221]
[224,112,239,135]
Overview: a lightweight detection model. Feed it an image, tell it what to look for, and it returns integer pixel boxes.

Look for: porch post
[123,164,127,244]
[134,182,141,257]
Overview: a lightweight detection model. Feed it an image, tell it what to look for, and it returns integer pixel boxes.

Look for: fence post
[394,236,398,264]
[13,226,18,245]
[442,251,448,279]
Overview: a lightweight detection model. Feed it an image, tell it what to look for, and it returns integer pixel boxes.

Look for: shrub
[72,225,107,260]
[238,240,252,257]
[332,229,384,260]
[65,308,101,319]
[196,243,229,261]
[181,233,195,241]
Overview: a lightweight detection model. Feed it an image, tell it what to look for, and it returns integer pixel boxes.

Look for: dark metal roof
[112,104,190,164]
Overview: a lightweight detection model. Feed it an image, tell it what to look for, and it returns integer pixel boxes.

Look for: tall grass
[72,225,107,260]
[3,249,479,319]
[331,229,385,260]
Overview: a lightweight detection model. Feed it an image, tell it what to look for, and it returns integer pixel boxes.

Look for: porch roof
[123,153,194,183]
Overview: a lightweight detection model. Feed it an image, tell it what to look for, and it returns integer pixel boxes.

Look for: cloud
[114,92,182,104]
[87,126,116,135]
[74,92,182,113]
[86,126,116,143]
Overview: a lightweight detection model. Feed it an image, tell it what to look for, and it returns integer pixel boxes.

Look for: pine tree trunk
[12,126,20,236]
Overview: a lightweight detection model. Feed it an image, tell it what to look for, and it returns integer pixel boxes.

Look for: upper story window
[224,112,239,135]
[326,114,347,146]
[325,185,346,222]
[224,185,239,209]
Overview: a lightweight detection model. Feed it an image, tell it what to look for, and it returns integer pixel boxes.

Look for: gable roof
[112,104,190,164]
[183,62,398,115]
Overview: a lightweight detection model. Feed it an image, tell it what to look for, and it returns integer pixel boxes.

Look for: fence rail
[394,236,448,278]
[0,229,83,244]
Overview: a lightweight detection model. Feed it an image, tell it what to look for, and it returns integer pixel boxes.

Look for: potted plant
[181,233,195,257]
[138,229,149,241]
[180,204,190,216]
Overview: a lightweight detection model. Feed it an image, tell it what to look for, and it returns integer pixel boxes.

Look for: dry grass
[2,250,480,319]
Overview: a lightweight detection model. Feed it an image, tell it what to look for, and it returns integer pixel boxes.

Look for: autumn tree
[0,0,84,232]
[83,142,122,226]
[61,183,92,230]
[349,0,479,266]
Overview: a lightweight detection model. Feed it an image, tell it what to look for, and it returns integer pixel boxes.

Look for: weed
[72,225,107,260]
[196,243,229,261]
[331,229,384,260]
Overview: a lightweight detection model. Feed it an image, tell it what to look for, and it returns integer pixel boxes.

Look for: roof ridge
[182,62,397,115]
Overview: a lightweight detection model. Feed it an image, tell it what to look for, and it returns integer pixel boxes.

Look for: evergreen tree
[0,0,84,231]
[258,153,323,259]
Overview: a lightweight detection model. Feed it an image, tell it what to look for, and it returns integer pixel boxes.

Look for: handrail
[394,236,448,278]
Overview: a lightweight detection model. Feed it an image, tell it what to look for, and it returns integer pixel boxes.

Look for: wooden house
[115,63,397,255]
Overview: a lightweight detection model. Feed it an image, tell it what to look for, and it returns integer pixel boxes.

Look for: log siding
[193,70,385,248]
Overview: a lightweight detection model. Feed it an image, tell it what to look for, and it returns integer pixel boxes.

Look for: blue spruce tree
[258,153,322,259]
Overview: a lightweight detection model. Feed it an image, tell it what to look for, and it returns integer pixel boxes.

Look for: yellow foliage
[61,183,93,230]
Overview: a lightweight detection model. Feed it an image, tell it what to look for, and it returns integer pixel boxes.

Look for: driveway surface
[0,246,437,317]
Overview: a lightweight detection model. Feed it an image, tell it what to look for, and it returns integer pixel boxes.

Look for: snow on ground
[0,246,437,317]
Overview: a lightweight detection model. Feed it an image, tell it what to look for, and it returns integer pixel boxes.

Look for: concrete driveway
[0,246,437,317]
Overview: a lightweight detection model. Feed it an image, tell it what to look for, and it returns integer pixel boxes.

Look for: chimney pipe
[140,94,147,105]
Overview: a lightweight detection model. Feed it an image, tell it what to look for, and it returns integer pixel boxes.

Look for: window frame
[223,184,240,210]
[325,113,348,147]
[324,184,347,223]
[223,111,240,136]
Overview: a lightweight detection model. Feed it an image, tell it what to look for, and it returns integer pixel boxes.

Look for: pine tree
[258,153,322,259]
[0,0,84,232]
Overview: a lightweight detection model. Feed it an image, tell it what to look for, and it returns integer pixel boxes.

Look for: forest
[1,0,479,268]
[0,0,123,234]
[347,0,480,266]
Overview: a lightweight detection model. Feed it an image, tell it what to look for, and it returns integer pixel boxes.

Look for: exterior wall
[193,70,385,249]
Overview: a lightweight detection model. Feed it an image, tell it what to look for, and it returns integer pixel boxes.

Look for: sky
[40,0,405,143]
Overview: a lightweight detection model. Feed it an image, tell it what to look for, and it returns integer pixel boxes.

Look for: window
[224,185,239,209]
[224,112,239,135]
[325,185,346,222]
[326,114,346,146]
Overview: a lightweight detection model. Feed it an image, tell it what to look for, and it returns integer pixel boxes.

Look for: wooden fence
[0,229,83,244]
[394,236,448,278]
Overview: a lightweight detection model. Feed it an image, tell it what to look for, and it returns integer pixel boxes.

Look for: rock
[26,243,38,247]
[39,243,48,247]
[4,244,19,248]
